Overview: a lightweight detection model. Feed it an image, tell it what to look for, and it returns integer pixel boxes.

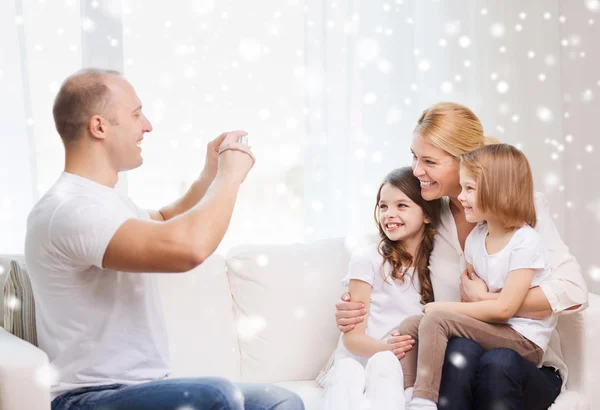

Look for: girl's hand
[386,331,415,360]
[460,269,489,302]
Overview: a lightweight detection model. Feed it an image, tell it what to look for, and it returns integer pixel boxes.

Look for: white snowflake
[82,17,96,32]
[357,38,380,62]
[191,0,215,15]
[490,23,505,38]
[239,38,262,62]
[311,200,324,212]
[7,296,21,311]
[378,59,392,74]
[582,89,594,102]
[537,106,553,122]
[418,60,430,72]
[237,316,267,340]
[386,107,402,124]
[441,81,453,93]
[585,0,600,12]
[589,266,600,282]
[459,36,471,48]
[259,108,270,121]
[364,92,377,104]
[496,82,509,94]
[35,364,60,388]
[256,254,269,267]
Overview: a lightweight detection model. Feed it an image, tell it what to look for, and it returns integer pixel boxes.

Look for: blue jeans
[438,338,562,410]
[51,377,305,410]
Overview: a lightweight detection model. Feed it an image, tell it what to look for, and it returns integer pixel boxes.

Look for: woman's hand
[386,331,415,360]
[422,302,444,314]
[335,292,366,332]
[460,269,489,302]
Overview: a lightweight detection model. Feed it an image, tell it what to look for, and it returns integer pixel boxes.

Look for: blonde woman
[335,102,588,410]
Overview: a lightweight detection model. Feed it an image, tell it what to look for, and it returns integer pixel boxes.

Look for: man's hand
[216,131,255,184]
[201,132,229,182]
[386,332,415,360]
[460,269,489,302]
[335,292,365,332]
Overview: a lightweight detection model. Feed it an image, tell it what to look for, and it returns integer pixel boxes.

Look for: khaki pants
[398,311,543,403]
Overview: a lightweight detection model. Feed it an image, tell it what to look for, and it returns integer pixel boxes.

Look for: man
[25,68,304,410]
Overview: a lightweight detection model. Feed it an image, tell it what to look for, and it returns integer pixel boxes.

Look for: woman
[334,102,588,410]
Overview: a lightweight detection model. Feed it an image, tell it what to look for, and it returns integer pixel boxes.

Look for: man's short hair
[52,68,121,145]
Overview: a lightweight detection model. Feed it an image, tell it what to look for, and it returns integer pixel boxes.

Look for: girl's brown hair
[373,167,441,304]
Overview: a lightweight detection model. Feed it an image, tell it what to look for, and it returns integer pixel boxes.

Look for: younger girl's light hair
[414,102,498,158]
[373,167,441,304]
[461,144,536,230]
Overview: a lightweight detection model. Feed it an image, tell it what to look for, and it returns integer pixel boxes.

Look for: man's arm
[103,131,254,273]
[148,132,229,222]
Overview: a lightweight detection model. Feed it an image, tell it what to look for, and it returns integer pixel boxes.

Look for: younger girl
[323,167,441,410]
[398,143,557,410]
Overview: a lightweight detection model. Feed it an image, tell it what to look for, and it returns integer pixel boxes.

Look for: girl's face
[457,167,485,223]
[410,134,461,200]
[378,183,429,242]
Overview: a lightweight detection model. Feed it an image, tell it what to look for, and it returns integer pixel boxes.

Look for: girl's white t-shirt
[333,243,424,365]
[464,223,558,351]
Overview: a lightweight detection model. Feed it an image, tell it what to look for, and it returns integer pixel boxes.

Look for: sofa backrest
[157,253,241,381]
[225,237,352,383]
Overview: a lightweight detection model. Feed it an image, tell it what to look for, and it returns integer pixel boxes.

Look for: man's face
[104,77,153,172]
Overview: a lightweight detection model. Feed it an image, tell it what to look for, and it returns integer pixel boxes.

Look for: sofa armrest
[0,327,50,410]
[584,292,600,407]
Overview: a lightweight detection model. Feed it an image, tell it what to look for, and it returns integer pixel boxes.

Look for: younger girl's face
[458,167,485,223]
[378,183,428,242]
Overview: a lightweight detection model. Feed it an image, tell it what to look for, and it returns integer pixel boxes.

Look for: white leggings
[324,351,406,410]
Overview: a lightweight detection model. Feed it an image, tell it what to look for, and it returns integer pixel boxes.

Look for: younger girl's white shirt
[334,243,424,364]
[464,223,558,351]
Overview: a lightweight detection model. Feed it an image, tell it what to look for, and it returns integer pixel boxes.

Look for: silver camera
[236,135,248,146]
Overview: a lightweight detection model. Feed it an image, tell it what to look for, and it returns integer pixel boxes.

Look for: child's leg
[395,314,423,389]
[323,358,366,410]
[364,351,406,410]
[413,310,544,403]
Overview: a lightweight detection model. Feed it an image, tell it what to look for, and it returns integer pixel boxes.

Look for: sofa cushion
[226,238,351,383]
[3,259,38,346]
[158,253,241,381]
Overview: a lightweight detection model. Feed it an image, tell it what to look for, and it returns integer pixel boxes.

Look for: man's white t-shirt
[333,243,424,365]
[25,172,170,399]
[464,223,558,351]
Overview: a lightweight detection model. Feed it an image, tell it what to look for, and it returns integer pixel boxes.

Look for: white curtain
[1,0,598,292]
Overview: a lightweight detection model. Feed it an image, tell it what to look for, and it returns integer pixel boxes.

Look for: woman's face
[410,134,461,200]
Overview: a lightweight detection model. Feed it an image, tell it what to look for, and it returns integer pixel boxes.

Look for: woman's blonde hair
[414,102,498,158]
[461,144,536,230]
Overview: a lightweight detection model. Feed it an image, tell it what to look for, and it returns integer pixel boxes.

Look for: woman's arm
[533,193,588,314]
[342,280,390,357]
[427,268,535,322]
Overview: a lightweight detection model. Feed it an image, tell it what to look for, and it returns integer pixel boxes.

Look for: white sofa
[1,238,599,410]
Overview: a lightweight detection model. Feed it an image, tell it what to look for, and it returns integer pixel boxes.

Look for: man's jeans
[438,338,562,410]
[51,377,305,410]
